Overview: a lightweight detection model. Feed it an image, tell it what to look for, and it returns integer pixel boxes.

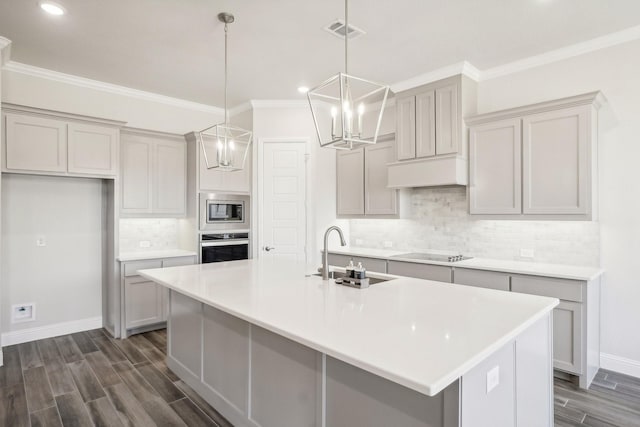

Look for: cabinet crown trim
[465,91,606,126]
[2,102,127,127]
[121,126,185,141]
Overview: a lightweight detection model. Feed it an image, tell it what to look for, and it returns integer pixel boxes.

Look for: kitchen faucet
[322,226,347,280]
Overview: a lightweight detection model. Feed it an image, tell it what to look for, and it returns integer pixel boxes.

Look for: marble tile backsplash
[349,187,600,266]
[119,218,180,252]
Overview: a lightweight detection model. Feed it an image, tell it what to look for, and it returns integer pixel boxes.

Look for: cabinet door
[5,113,67,173]
[469,119,522,214]
[121,138,152,213]
[522,106,589,214]
[68,123,118,176]
[553,301,583,374]
[336,149,365,215]
[435,84,459,155]
[415,91,436,158]
[364,142,397,215]
[153,140,186,215]
[125,277,164,329]
[224,149,252,193]
[395,96,416,160]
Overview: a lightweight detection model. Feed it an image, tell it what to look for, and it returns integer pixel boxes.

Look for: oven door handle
[201,240,250,247]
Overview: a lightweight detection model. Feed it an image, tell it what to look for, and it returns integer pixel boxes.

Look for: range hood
[387,155,468,188]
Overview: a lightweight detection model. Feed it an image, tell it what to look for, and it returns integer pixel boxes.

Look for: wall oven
[200,193,250,231]
[200,232,250,263]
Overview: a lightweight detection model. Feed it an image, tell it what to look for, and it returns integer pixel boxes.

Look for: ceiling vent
[323,19,365,40]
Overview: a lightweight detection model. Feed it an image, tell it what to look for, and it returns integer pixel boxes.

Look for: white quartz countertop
[138,258,557,397]
[328,246,604,281]
[117,249,198,262]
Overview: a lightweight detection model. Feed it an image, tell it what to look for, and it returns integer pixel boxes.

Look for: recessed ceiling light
[298,86,309,94]
[39,1,66,16]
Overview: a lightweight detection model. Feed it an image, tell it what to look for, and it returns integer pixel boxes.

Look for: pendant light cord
[344,0,348,76]
[224,21,229,124]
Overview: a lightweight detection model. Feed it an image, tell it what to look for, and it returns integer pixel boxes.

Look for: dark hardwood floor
[1,329,639,426]
[0,328,231,426]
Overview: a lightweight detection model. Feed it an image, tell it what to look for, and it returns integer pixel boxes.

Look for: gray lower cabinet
[453,268,510,291]
[387,260,452,283]
[120,255,196,336]
[327,253,388,273]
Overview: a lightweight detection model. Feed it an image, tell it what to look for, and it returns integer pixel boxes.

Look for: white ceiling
[1,0,639,107]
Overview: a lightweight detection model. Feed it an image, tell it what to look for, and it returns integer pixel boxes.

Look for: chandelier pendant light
[307,0,390,150]
[199,12,252,171]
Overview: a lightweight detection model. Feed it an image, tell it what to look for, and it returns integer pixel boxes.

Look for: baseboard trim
[601,352,640,379]
[1,316,103,347]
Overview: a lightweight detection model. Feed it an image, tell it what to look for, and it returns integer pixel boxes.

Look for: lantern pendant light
[199,12,252,171]
[307,0,390,150]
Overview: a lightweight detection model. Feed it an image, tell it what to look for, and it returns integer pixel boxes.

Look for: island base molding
[165,290,554,427]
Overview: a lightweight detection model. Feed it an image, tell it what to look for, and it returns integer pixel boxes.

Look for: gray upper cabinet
[120,130,186,216]
[469,118,522,214]
[67,122,118,176]
[466,91,604,220]
[523,106,590,215]
[2,107,122,177]
[388,75,476,188]
[336,148,365,215]
[337,139,399,217]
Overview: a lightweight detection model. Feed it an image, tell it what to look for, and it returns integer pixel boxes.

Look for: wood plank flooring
[0,329,230,426]
[2,329,640,426]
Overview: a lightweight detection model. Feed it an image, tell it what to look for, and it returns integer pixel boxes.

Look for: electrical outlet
[355,239,364,246]
[139,240,151,248]
[383,241,393,248]
[487,366,500,393]
[36,235,46,247]
[520,248,535,258]
[12,303,36,323]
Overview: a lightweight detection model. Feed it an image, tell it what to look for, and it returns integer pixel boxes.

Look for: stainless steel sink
[311,271,389,285]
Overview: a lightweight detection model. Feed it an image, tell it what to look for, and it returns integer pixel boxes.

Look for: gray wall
[1,174,103,335]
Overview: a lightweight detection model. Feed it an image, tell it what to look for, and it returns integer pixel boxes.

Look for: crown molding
[2,102,127,127]
[229,101,253,117]
[481,24,640,81]
[465,91,606,126]
[250,99,310,109]
[0,37,11,65]
[121,126,184,140]
[390,61,481,93]
[2,60,225,116]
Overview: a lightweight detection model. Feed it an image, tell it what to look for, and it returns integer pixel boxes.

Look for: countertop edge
[117,250,198,262]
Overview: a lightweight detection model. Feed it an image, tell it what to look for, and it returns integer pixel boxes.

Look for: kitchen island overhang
[139,259,558,427]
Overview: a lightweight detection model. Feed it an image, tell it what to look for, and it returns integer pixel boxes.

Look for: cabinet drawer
[511,275,584,302]
[453,268,510,291]
[387,260,452,283]
[123,260,163,277]
[162,256,196,268]
[327,253,387,274]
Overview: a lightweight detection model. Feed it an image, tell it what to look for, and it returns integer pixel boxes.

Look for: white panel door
[261,142,307,262]
[522,106,589,214]
[336,149,365,215]
[5,113,67,173]
[67,123,118,176]
[435,84,459,155]
[469,118,522,214]
[364,142,397,215]
[153,139,186,215]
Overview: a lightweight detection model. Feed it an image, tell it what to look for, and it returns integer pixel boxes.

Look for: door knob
[264,246,274,252]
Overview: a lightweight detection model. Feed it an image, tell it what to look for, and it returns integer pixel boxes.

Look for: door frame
[255,137,310,262]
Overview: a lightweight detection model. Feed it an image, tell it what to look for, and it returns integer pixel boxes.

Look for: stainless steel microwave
[199,193,250,231]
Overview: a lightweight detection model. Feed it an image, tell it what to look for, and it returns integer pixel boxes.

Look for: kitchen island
[139,259,558,427]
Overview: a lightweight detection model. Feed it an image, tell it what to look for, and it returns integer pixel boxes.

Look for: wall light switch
[12,303,36,323]
[520,248,535,258]
[355,239,364,246]
[487,366,500,393]
[36,235,46,247]
[139,240,151,248]
[383,241,393,248]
